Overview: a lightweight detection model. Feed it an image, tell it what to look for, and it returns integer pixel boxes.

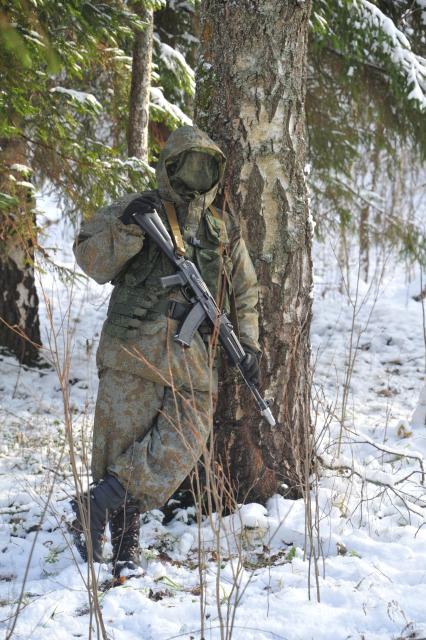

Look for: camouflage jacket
[73,126,260,392]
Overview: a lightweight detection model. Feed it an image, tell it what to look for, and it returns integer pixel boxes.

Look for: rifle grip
[161,273,185,288]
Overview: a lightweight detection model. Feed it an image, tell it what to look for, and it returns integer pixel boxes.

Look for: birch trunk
[127,5,154,162]
[195,0,313,501]
[0,139,41,365]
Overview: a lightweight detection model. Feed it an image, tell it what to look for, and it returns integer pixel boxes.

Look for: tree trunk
[359,144,381,283]
[127,4,154,162]
[195,0,313,501]
[0,139,41,365]
[359,203,369,282]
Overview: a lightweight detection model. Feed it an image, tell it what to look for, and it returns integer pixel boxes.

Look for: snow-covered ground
[0,196,425,640]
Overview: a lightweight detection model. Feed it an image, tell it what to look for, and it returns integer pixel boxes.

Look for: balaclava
[166,150,220,202]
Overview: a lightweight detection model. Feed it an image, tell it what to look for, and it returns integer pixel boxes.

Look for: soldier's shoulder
[209,205,241,244]
[98,190,160,221]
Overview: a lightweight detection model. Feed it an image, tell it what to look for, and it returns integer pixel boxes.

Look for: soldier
[71,125,261,576]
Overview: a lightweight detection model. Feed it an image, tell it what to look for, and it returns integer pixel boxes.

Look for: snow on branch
[150,86,192,126]
[356,0,426,110]
[50,87,102,111]
[347,429,426,484]
[318,454,426,522]
[154,36,196,95]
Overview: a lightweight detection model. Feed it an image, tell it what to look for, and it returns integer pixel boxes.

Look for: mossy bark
[194,0,313,501]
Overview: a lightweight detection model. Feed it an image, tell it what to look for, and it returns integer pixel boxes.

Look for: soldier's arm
[73,194,145,285]
[228,226,260,353]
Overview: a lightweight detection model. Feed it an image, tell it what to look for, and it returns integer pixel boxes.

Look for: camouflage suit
[73,126,260,512]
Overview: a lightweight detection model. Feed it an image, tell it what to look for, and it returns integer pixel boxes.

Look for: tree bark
[195,0,313,501]
[127,4,154,162]
[359,203,369,282]
[0,139,41,365]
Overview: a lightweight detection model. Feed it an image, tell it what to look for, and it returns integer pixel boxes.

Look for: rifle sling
[162,200,186,256]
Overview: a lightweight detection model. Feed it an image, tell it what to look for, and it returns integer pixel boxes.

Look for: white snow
[0,191,426,638]
[50,87,103,111]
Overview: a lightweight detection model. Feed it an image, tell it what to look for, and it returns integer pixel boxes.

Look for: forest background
[0,1,426,639]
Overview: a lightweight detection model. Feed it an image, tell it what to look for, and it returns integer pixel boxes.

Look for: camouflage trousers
[91,367,215,512]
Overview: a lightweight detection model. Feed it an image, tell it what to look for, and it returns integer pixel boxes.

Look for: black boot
[109,499,141,577]
[70,474,128,563]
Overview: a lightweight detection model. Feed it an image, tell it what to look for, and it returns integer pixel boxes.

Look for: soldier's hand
[240,346,261,385]
[119,194,158,226]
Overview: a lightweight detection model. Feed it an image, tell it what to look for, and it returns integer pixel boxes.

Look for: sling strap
[162,200,186,256]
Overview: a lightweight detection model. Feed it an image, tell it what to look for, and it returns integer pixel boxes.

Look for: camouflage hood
[156,125,226,207]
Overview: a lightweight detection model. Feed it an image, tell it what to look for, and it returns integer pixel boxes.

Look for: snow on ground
[0,195,426,639]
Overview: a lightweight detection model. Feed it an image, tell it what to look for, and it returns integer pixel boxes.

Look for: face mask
[167,150,220,201]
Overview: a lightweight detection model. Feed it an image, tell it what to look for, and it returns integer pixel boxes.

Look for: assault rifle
[131,209,276,428]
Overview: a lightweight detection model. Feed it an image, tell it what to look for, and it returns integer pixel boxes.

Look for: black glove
[119,194,158,226]
[240,346,261,385]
